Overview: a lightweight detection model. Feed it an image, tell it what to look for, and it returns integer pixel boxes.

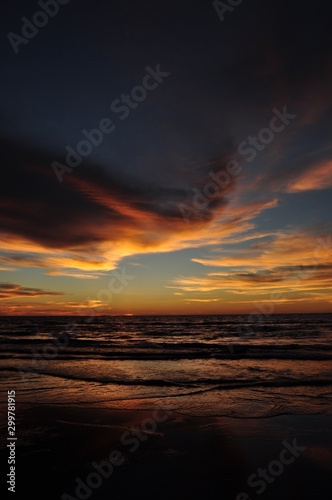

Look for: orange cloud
[169,231,332,309]
[286,160,332,193]
[0,198,278,278]
[184,298,221,303]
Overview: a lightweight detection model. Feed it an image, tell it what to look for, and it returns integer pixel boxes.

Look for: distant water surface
[1,314,332,428]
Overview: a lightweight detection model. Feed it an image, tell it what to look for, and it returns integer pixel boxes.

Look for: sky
[1,0,332,315]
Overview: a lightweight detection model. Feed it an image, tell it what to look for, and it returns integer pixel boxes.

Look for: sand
[1,402,331,500]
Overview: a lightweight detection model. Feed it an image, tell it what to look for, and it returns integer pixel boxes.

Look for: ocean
[1,313,332,431]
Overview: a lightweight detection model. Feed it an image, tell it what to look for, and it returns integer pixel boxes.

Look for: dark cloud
[0,137,238,250]
[0,283,64,299]
[231,264,332,285]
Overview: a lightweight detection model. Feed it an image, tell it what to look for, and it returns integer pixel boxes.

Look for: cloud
[286,160,332,193]
[184,298,220,303]
[0,138,280,277]
[169,231,332,304]
[0,298,104,316]
[45,270,104,279]
[0,283,64,300]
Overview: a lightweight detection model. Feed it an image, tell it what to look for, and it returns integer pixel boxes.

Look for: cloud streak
[286,160,332,193]
[0,283,64,300]
[169,230,332,308]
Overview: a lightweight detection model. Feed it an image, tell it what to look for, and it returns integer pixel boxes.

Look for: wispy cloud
[0,283,64,300]
[184,298,220,303]
[169,230,332,307]
[286,160,332,193]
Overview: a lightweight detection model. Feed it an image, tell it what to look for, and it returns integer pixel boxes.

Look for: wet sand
[1,403,331,500]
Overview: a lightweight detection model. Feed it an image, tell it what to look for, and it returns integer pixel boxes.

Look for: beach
[1,314,332,499]
[1,402,331,499]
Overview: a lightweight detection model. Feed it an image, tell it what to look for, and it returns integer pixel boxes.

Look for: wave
[2,366,332,391]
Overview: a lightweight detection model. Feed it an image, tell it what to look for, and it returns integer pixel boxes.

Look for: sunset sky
[1,0,332,315]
